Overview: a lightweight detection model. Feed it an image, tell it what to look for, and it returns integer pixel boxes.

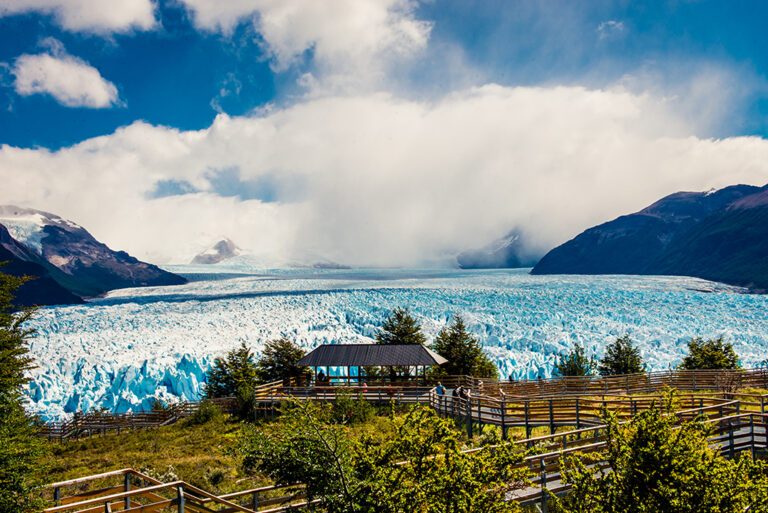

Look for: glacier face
[25,267,768,420]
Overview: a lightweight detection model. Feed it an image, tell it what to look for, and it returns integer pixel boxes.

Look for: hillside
[532,184,768,291]
[0,206,186,305]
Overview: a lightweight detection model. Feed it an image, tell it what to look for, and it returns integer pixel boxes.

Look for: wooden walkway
[36,368,768,511]
[42,405,767,513]
[39,367,768,441]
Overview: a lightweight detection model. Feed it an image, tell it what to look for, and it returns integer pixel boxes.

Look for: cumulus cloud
[597,20,625,40]
[1,84,768,266]
[12,42,121,108]
[179,0,431,90]
[0,0,156,33]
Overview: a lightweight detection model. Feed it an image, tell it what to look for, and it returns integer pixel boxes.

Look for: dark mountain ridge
[532,184,768,292]
[0,206,186,306]
[0,225,83,307]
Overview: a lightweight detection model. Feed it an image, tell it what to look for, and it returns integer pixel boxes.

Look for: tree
[430,315,498,378]
[204,342,259,398]
[240,401,529,512]
[554,342,595,377]
[0,270,47,513]
[557,392,768,512]
[256,338,311,383]
[679,336,740,370]
[598,335,645,376]
[375,307,426,345]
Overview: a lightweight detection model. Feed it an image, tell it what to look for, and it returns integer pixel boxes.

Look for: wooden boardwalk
[42,406,767,512]
[38,368,768,512]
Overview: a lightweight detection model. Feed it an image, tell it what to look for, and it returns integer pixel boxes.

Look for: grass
[42,402,418,497]
[45,414,253,495]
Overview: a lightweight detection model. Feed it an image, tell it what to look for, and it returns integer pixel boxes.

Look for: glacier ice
[24,267,768,420]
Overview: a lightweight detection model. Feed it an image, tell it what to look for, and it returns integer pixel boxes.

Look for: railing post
[178,485,185,513]
[540,459,548,513]
[104,503,112,513]
[54,486,61,507]
[750,415,756,458]
[524,401,531,441]
[728,419,735,460]
[549,399,555,435]
[124,473,131,510]
[575,398,580,435]
[252,491,259,511]
[466,399,473,439]
[500,397,507,440]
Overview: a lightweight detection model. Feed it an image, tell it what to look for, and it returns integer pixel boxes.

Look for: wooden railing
[427,389,764,439]
[43,468,315,513]
[45,404,767,512]
[40,381,284,441]
[453,367,768,397]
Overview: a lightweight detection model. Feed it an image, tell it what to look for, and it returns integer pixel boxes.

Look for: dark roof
[296,344,448,367]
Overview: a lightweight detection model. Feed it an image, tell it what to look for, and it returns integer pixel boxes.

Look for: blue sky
[1,1,768,265]
[2,0,768,149]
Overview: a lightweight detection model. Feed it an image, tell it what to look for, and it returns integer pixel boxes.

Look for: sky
[1,0,768,265]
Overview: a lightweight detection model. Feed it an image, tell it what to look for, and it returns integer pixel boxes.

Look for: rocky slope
[191,238,240,265]
[531,184,768,291]
[0,206,186,304]
[0,224,83,307]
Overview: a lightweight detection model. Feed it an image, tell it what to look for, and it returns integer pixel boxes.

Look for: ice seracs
[23,267,768,421]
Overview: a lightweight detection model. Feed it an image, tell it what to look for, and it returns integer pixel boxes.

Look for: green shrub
[679,337,740,370]
[236,385,255,421]
[557,391,768,512]
[187,400,225,426]
[598,335,645,376]
[554,342,596,377]
[331,388,374,425]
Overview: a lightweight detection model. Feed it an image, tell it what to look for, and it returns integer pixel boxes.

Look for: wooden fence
[42,404,767,513]
[38,368,768,442]
[39,382,283,441]
[43,468,314,513]
[453,367,768,397]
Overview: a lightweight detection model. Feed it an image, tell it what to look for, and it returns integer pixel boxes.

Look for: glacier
[25,266,768,420]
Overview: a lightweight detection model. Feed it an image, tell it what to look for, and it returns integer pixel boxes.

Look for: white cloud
[179,0,431,90]
[597,20,625,40]
[12,43,120,108]
[1,84,767,266]
[0,0,156,33]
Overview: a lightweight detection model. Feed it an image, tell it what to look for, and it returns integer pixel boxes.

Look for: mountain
[531,184,768,291]
[0,224,83,307]
[0,206,186,303]
[457,230,542,269]
[191,238,240,265]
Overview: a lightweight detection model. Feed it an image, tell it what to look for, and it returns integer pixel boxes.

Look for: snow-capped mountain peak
[0,205,84,254]
[190,238,241,265]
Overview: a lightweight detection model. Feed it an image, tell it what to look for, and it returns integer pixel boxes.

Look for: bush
[204,342,258,399]
[554,342,595,377]
[236,385,255,422]
[598,335,645,376]
[375,307,426,345]
[679,337,740,370]
[557,391,768,512]
[430,315,498,378]
[256,338,312,383]
[240,401,529,512]
[187,400,225,426]
[331,388,374,425]
[0,270,48,513]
